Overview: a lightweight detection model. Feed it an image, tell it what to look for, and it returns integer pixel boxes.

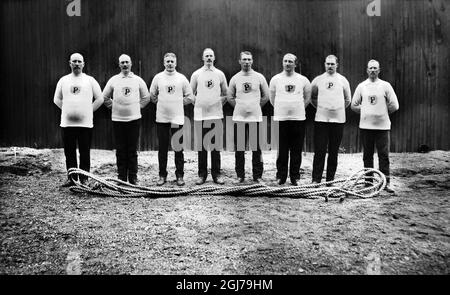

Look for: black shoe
[277,178,286,185]
[312,180,320,185]
[291,179,298,186]
[213,176,225,185]
[118,175,127,182]
[129,177,138,185]
[196,177,206,185]
[384,186,395,193]
[176,177,185,186]
[61,179,75,187]
[157,177,166,186]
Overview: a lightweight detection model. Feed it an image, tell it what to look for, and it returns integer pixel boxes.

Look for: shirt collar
[120,71,134,78]
[202,65,215,71]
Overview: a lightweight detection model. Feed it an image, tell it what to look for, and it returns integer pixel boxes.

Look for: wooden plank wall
[1,0,448,152]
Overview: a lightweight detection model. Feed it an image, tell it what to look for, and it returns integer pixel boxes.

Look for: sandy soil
[0,147,449,274]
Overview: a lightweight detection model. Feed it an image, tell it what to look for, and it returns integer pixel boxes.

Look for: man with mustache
[53,53,103,187]
[190,48,228,185]
[351,59,399,193]
[269,53,311,186]
[227,51,270,183]
[310,55,351,184]
[149,52,193,186]
[102,54,150,185]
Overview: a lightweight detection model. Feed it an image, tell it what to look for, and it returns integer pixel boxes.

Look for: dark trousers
[312,122,344,182]
[62,127,92,181]
[360,129,390,184]
[234,122,263,180]
[276,120,306,181]
[157,122,184,178]
[198,120,221,179]
[113,119,140,182]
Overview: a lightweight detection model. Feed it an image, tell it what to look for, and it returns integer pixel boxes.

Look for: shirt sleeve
[303,76,312,107]
[351,84,362,114]
[342,76,352,108]
[182,75,194,105]
[102,78,114,109]
[310,76,319,108]
[90,77,104,111]
[268,76,276,106]
[227,76,237,106]
[149,75,159,103]
[138,77,151,108]
[259,73,270,106]
[53,78,63,109]
[385,82,399,113]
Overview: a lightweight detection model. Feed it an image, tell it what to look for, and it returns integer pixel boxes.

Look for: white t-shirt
[269,72,311,121]
[102,72,149,122]
[149,70,192,125]
[228,70,269,122]
[311,72,351,123]
[352,78,399,130]
[190,66,227,121]
[54,73,102,128]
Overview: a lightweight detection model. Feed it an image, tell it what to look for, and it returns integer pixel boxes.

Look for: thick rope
[67,168,386,202]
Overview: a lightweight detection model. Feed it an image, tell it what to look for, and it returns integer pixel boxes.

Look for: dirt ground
[0,147,449,275]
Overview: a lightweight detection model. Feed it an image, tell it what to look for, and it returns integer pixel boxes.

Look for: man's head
[367,59,380,80]
[69,53,84,75]
[324,55,338,74]
[203,48,215,67]
[163,52,177,72]
[119,54,132,74]
[239,51,253,71]
[283,53,297,73]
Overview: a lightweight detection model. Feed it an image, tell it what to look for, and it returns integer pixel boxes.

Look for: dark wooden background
[1,0,448,152]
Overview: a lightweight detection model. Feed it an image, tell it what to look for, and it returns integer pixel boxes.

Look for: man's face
[119,59,132,72]
[70,58,84,74]
[367,62,380,79]
[324,57,337,74]
[283,55,296,72]
[203,50,215,66]
[239,53,253,71]
[164,56,177,72]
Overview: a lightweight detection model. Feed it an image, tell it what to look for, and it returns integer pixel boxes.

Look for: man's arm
[268,76,276,106]
[102,79,113,110]
[91,78,104,111]
[303,77,312,108]
[310,78,318,108]
[53,79,63,109]
[182,77,194,105]
[190,72,198,105]
[343,78,352,108]
[149,76,159,104]
[139,78,151,109]
[386,83,399,114]
[226,77,236,107]
[220,72,228,105]
[351,84,362,114]
[259,74,270,107]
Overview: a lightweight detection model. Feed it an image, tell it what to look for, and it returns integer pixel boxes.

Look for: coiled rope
[67,168,387,202]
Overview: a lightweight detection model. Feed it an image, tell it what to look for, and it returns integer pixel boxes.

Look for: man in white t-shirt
[227,51,270,183]
[351,59,399,193]
[269,53,311,186]
[190,48,228,185]
[310,55,351,184]
[149,53,193,186]
[103,54,150,185]
[53,53,103,187]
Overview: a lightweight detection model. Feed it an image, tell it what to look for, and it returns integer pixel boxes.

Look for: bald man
[103,54,150,185]
[269,53,311,186]
[190,48,228,185]
[54,53,103,187]
[310,55,351,184]
[351,60,399,193]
